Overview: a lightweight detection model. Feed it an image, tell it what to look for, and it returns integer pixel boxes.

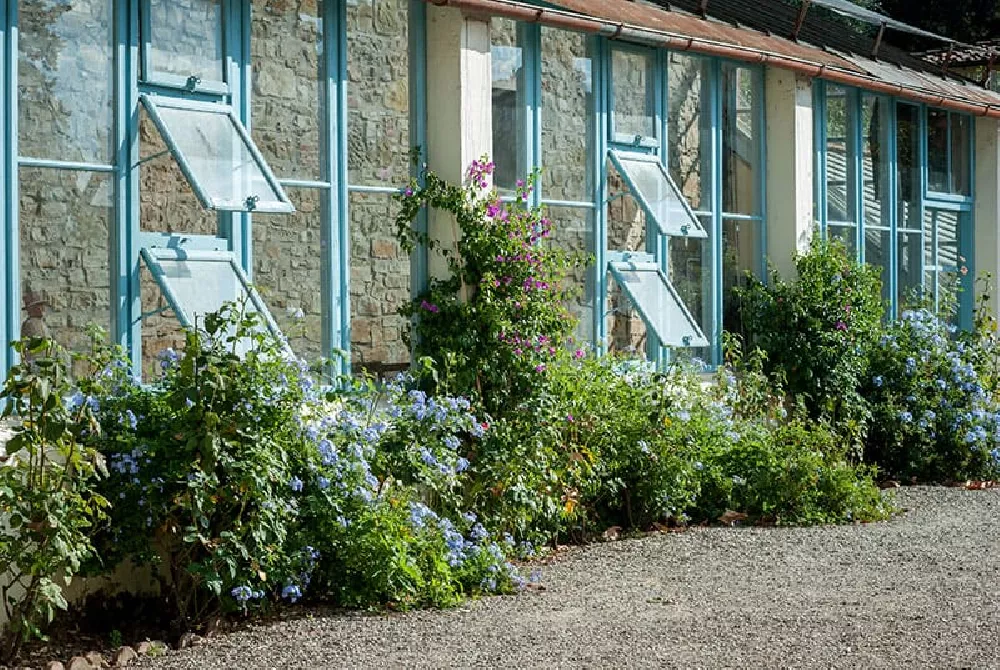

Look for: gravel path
[138,487,1000,669]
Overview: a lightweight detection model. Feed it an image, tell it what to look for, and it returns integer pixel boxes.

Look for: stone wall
[18,0,114,369]
[250,0,326,362]
[347,0,412,373]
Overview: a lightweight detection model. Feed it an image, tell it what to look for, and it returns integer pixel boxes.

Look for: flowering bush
[862,308,1000,482]
[76,305,517,630]
[394,159,588,415]
[737,239,884,454]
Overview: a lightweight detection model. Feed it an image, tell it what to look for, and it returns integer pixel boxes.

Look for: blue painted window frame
[813,79,975,326]
[139,0,230,96]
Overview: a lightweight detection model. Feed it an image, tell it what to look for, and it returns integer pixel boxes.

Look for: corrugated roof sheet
[538,0,1000,111]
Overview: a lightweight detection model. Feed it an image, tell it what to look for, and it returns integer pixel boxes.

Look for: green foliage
[737,238,884,453]
[862,307,1000,482]
[0,339,109,663]
[79,306,515,631]
[394,159,588,415]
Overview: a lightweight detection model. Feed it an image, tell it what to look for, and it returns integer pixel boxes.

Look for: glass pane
[348,0,411,187]
[147,0,225,83]
[350,192,411,376]
[144,252,278,358]
[896,103,921,231]
[825,85,854,223]
[670,218,713,360]
[491,18,524,193]
[541,27,593,202]
[546,206,595,344]
[253,189,325,362]
[722,64,759,215]
[19,168,112,376]
[251,0,324,181]
[861,94,888,230]
[611,49,655,141]
[722,218,761,338]
[611,153,705,238]
[141,263,187,378]
[897,231,923,310]
[609,264,706,347]
[140,106,218,234]
[924,208,965,318]
[927,108,949,193]
[607,163,650,254]
[606,272,648,355]
[828,224,858,259]
[146,100,289,212]
[668,54,712,212]
[864,227,891,306]
[951,113,971,196]
[19,0,114,163]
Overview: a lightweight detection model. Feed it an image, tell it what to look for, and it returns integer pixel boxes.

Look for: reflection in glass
[143,99,291,212]
[951,113,971,196]
[18,0,114,163]
[897,231,923,310]
[669,220,712,360]
[546,206,595,344]
[861,94,888,231]
[722,64,759,215]
[828,224,857,259]
[824,85,855,224]
[896,103,921,231]
[609,263,707,348]
[541,27,593,202]
[611,49,655,141]
[491,18,525,192]
[147,0,225,83]
[864,226,891,307]
[610,152,706,238]
[722,218,761,338]
[927,108,949,193]
[668,54,712,211]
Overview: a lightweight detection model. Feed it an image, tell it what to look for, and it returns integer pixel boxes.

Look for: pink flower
[420,300,439,313]
[574,349,585,360]
[535,364,546,373]
[835,320,847,331]
[566,414,574,423]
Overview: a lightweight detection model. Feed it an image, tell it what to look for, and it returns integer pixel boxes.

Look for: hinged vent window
[608,260,708,348]
[140,95,294,214]
[609,150,707,239]
[140,248,284,354]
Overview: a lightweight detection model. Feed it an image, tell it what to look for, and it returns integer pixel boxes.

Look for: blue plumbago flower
[317,476,330,490]
[456,457,470,473]
[936,379,947,390]
[899,411,913,423]
[409,502,438,530]
[158,348,179,370]
[419,447,437,467]
[470,523,489,542]
[924,410,936,421]
[231,585,254,603]
[905,395,917,404]
[873,376,884,388]
[124,409,138,431]
[281,584,302,603]
[336,515,350,528]
[318,439,338,466]
[443,435,461,451]
[677,410,691,422]
[289,476,304,492]
[503,532,515,547]
[462,511,477,524]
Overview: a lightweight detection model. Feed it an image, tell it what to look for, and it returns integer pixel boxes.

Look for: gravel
[137,487,1000,669]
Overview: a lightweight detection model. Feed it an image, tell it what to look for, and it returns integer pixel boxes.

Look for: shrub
[394,160,588,416]
[737,239,884,453]
[862,308,1000,482]
[0,339,109,663]
[81,306,515,629]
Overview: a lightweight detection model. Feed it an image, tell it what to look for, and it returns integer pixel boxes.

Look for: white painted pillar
[764,67,815,278]
[975,116,1000,317]
[424,5,493,280]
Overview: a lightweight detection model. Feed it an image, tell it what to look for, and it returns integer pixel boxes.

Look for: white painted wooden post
[975,117,1000,317]
[424,5,493,280]
[764,67,815,278]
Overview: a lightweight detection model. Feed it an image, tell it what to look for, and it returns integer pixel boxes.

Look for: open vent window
[608,260,708,349]
[609,150,707,239]
[140,247,285,355]
[139,94,294,214]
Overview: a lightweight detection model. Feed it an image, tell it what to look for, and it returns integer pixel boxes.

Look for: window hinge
[682,335,692,346]
[632,135,643,147]
[245,195,260,211]
[185,75,202,91]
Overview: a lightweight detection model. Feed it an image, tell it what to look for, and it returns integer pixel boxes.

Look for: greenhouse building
[4,0,1000,381]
